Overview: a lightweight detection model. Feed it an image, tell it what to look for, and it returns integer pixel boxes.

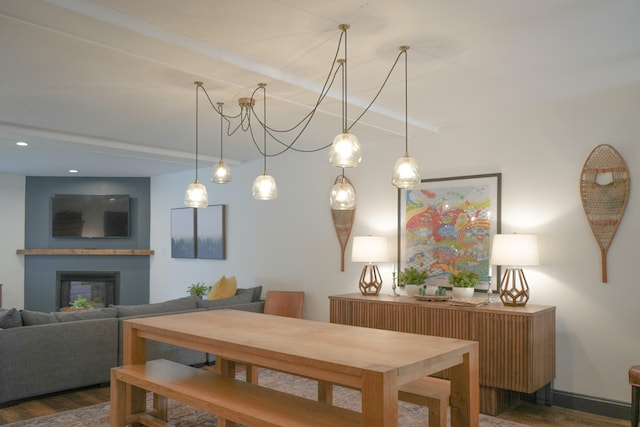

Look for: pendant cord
[219,103,224,161]
[195,82,200,181]
[404,49,409,154]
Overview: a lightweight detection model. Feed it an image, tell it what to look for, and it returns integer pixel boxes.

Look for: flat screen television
[51,194,130,238]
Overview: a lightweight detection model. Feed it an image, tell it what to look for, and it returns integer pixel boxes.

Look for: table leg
[122,322,148,424]
[361,371,398,427]
[449,343,480,427]
[215,357,239,427]
[318,380,333,404]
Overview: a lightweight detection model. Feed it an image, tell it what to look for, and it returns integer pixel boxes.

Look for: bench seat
[399,376,451,427]
[110,359,360,427]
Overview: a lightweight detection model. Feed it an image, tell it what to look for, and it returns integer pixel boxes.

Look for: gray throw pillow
[196,291,253,309]
[20,309,57,325]
[236,285,263,302]
[0,308,23,328]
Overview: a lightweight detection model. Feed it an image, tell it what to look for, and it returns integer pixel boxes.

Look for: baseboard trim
[523,389,630,420]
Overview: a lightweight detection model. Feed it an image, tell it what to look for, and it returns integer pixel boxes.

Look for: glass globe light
[184,179,208,208]
[211,160,232,184]
[329,132,361,168]
[252,174,278,200]
[392,153,421,189]
[329,177,356,210]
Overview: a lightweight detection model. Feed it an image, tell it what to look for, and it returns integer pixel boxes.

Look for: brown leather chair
[631,365,640,426]
[263,290,305,318]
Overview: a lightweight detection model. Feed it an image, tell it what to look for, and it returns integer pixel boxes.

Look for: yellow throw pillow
[208,275,237,300]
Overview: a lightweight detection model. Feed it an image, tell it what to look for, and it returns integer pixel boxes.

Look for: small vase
[452,287,474,298]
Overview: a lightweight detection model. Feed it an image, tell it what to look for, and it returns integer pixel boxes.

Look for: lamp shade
[252,173,278,200]
[211,160,232,184]
[184,179,208,208]
[351,236,389,263]
[392,153,421,189]
[329,132,361,168]
[490,234,539,266]
[329,177,356,210]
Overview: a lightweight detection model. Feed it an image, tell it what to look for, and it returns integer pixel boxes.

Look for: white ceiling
[1,0,639,177]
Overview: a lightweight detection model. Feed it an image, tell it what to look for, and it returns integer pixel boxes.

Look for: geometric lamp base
[499,268,530,306]
[359,264,382,296]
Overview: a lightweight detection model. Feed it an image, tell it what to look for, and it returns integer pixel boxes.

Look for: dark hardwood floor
[0,385,630,426]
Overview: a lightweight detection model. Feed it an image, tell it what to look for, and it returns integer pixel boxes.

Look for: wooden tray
[413,295,451,302]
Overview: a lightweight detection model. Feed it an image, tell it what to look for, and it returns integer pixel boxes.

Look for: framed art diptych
[397,173,501,291]
[171,205,226,260]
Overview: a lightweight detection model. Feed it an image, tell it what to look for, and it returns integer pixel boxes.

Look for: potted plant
[449,271,479,298]
[60,295,94,312]
[187,282,209,298]
[398,267,428,297]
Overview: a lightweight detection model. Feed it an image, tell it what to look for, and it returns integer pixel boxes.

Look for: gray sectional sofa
[0,286,264,406]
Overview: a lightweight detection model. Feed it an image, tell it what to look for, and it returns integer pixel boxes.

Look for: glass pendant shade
[329,132,361,168]
[392,153,421,189]
[252,173,278,200]
[329,178,356,210]
[184,179,208,208]
[211,160,232,184]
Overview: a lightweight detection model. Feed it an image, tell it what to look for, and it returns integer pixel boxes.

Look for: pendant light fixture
[329,25,361,169]
[252,83,278,200]
[211,102,232,184]
[392,46,421,189]
[329,169,356,210]
[184,81,209,208]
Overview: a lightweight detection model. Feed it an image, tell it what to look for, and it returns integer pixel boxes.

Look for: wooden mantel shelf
[17,249,154,256]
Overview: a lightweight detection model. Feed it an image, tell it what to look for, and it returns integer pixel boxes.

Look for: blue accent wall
[24,177,151,311]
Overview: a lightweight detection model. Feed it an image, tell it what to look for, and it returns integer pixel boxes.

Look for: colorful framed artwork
[397,173,502,291]
[196,205,226,260]
[171,207,196,259]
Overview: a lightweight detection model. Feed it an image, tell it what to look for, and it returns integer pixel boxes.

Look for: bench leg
[110,372,126,427]
[153,393,168,421]
[428,397,448,427]
[318,380,333,404]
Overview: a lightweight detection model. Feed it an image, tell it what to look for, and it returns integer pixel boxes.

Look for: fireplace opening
[56,271,119,310]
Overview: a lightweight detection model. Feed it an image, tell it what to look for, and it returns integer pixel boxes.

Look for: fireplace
[56,271,119,310]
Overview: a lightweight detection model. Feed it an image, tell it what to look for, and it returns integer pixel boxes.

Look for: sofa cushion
[113,296,199,318]
[54,307,119,322]
[0,308,22,329]
[196,290,253,309]
[236,285,263,302]
[20,309,58,325]
[208,275,237,300]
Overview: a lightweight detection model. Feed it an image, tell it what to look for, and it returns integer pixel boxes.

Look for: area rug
[4,368,529,426]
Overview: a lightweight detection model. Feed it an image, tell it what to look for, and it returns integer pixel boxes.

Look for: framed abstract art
[397,173,502,291]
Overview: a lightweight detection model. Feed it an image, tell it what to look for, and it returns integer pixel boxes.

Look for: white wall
[0,174,26,309]
[151,82,640,405]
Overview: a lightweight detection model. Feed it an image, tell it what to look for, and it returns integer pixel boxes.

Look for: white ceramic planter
[452,287,474,298]
[404,285,420,297]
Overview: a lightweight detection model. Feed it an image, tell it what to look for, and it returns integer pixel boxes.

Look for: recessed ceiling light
[16,141,28,147]
[68,169,79,174]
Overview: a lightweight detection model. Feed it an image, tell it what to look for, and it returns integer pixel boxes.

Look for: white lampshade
[252,173,278,200]
[329,178,356,210]
[392,153,421,189]
[184,179,208,208]
[352,236,389,263]
[490,234,539,266]
[211,160,232,184]
[329,132,361,168]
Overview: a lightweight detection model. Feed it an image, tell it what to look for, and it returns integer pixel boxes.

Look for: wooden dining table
[121,309,479,426]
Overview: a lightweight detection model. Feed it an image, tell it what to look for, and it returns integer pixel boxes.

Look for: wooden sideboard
[329,293,555,415]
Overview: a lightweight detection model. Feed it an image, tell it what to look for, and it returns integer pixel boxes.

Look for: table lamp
[351,236,389,296]
[490,233,539,306]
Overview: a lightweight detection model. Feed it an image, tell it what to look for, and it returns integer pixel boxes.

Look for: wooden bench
[110,359,360,427]
[398,377,451,427]
[320,375,451,427]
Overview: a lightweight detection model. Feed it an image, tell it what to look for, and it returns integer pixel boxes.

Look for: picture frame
[196,204,226,260]
[171,207,196,259]
[171,205,227,259]
[397,173,502,291]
